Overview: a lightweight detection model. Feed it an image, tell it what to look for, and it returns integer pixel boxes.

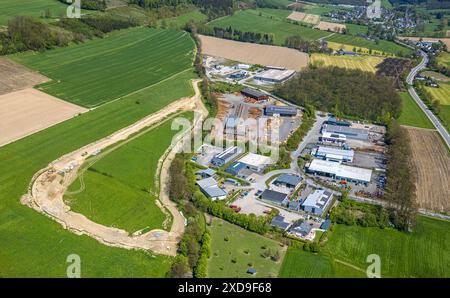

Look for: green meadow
[208,218,286,278]
[64,112,192,234]
[0,26,197,276]
[280,216,450,278]
[208,9,329,45]
[12,28,195,107]
[397,92,435,129]
[0,0,67,25]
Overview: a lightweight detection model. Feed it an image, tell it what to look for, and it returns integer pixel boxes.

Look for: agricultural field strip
[21,80,202,256]
[13,28,195,107]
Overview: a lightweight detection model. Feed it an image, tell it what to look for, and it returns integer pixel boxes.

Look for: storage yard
[199,35,309,70]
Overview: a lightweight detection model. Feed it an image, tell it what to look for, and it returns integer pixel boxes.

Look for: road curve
[20,80,203,256]
[406,50,450,148]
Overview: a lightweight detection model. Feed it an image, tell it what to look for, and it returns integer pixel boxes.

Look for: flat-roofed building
[322,124,369,140]
[211,146,243,167]
[254,69,296,84]
[238,153,273,172]
[319,131,347,145]
[261,189,288,206]
[301,189,334,216]
[312,146,354,163]
[196,177,228,200]
[273,174,302,189]
[264,105,297,117]
[241,87,269,101]
[307,159,372,184]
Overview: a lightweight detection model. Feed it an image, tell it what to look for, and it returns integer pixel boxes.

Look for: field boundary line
[334,259,366,274]
[91,67,195,109]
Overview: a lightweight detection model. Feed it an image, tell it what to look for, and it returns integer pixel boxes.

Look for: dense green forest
[275,67,402,122]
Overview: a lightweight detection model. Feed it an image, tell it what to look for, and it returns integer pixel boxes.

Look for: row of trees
[197,25,275,45]
[284,35,325,54]
[384,120,418,231]
[275,67,402,123]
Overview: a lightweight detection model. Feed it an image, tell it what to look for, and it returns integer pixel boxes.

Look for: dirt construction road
[21,80,206,256]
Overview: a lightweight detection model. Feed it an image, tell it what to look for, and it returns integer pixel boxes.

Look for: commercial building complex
[301,189,334,216]
[211,146,243,167]
[312,146,355,163]
[238,153,273,172]
[254,69,296,84]
[264,105,297,117]
[322,124,369,140]
[307,159,373,184]
[196,177,228,200]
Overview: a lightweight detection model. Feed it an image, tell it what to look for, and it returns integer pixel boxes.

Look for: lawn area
[0,54,197,277]
[397,92,435,129]
[208,9,329,45]
[426,82,450,105]
[345,23,369,36]
[310,53,384,73]
[323,216,450,277]
[0,0,68,25]
[159,9,207,27]
[12,28,195,107]
[437,52,450,68]
[64,112,191,234]
[279,248,366,278]
[325,34,411,56]
[208,218,286,278]
[280,216,450,277]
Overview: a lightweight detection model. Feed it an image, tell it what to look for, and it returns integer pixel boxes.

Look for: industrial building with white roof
[307,159,373,184]
[238,153,273,172]
[312,146,355,163]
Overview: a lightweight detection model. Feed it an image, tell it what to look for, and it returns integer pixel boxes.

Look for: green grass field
[397,92,435,129]
[159,9,207,27]
[426,82,450,105]
[345,23,369,36]
[208,218,286,278]
[208,9,329,45]
[64,112,191,234]
[12,28,195,107]
[310,53,384,73]
[0,26,197,276]
[0,0,68,25]
[437,52,450,68]
[280,216,450,277]
[325,34,411,56]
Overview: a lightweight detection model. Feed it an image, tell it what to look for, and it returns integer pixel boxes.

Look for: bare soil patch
[287,11,306,22]
[0,88,88,147]
[199,35,309,70]
[405,127,450,213]
[287,11,320,24]
[0,58,49,95]
[314,21,346,33]
[303,13,320,24]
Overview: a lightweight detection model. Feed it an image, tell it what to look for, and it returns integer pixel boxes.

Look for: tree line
[58,0,107,11]
[384,120,417,231]
[0,15,139,54]
[274,67,402,123]
[196,25,274,45]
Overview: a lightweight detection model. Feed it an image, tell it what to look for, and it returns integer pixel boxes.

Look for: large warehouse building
[241,88,269,101]
[307,159,372,184]
[254,69,296,84]
[264,105,297,117]
[322,124,369,140]
[211,146,243,167]
[312,146,355,163]
[238,153,273,172]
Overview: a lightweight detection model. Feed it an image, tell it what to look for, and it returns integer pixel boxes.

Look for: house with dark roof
[273,174,302,189]
[195,168,216,179]
[270,215,290,231]
[241,87,269,101]
[289,221,313,238]
[260,189,288,206]
[196,177,228,201]
[288,200,301,212]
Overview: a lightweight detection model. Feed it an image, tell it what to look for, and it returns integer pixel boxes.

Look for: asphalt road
[406,50,450,148]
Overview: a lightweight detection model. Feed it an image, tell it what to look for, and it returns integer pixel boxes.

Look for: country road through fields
[406,50,450,148]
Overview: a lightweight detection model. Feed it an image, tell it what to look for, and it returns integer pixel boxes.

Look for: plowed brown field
[199,35,309,70]
[406,127,450,213]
